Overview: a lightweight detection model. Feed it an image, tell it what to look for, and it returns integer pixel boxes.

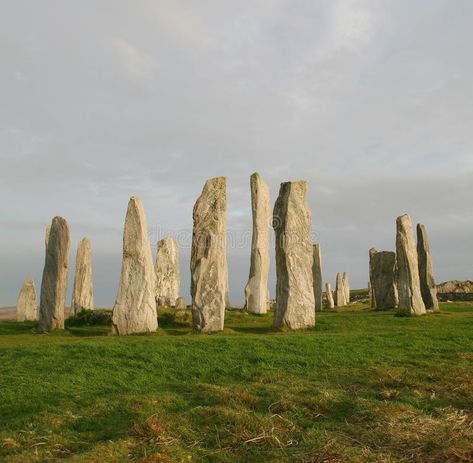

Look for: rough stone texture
[437,280,473,294]
[112,197,158,335]
[334,272,346,307]
[176,296,186,309]
[245,173,271,314]
[155,237,180,307]
[190,177,227,333]
[395,214,426,315]
[417,224,440,312]
[325,283,334,309]
[45,224,51,252]
[369,248,398,310]
[70,238,94,316]
[157,297,167,307]
[16,278,38,321]
[312,244,323,311]
[273,181,315,329]
[342,272,350,304]
[39,216,69,331]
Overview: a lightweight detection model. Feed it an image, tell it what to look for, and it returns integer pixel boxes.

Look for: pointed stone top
[397,214,412,224]
[203,176,226,189]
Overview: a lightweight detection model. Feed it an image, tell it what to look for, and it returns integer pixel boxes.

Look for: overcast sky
[1,0,472,307]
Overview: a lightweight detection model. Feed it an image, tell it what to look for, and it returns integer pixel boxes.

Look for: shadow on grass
[0,321,37,335]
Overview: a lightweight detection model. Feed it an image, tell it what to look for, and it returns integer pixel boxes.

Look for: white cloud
[112,38,158,80]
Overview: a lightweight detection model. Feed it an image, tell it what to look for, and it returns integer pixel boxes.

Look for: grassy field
[1,303,473,463]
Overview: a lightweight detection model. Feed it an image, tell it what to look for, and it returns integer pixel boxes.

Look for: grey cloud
[0,0,472,305]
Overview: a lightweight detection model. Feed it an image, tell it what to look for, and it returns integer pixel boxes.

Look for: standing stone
[155,237,180,307]
[369,248,398,310]
[312,244,323,311]
[70,238,94,316]
[245,172,271,314]
[325,283,335,309]
[176,296,186,309]
[395,214,426,315]
[417,224,439,311]
[112,197,157,335]
[368,281,374,308]
[16,278,38,321]
[190,177,227,333]
[225,279,232,309]
[342,272,350,304]
[335,272,346,307]
[273,181,315,329]
[38,216,69,331]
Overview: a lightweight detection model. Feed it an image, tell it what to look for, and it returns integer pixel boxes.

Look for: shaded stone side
[39,216,69,331]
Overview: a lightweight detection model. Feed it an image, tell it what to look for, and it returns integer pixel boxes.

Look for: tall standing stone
[312,244,323,311]
[325,283,334,309]
[369,248,398,310]
[191,177,227,333]
[395,214,426,315]
[112,197,157,335]
[155,237,180,307]
[245,173,271,314]
[335,272,346,307]
[70,238,94,316]
[39,216,69,331]
[416,224,439,312]
[16,278,38,321]
[273,181,315,329]
[342,272,350,304]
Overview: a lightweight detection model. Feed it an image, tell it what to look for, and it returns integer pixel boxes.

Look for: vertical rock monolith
[416,224,439,312]
[273,181,315,329]
[112,197,157,335]
[343,272,350,304]
[176,296,186,309]
[38,216,69,331]
[335,272,346,307]
[70,238,94,316]
[155,237,180,307]
[395,214,426,315]
[190,177,227,333]
[326,283,334,309]
[245,172,270,314]
[313,244,322,311]
[16,278,38,321]
[369,248,398,310]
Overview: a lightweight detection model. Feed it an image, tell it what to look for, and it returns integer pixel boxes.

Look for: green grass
[1,303,473,462]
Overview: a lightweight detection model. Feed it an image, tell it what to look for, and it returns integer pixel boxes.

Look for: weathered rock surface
[112,197,158,335]
[335,272,346,307]
[312,244,322,311]
[16,278,38,321]
[70,238,94,316]
[45,224,51,252]
[190,177,227,333]
[325,283,334,309]
[176,296,186,309]
[395,214,426,315]
[245,173,271,314]
[39,216,69,331]
[155,237,180,307]
[273,181,315,329]
[416,224,439,312]
[437,280,473,294]
[369,248,398,310]
[343,272,350,304]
